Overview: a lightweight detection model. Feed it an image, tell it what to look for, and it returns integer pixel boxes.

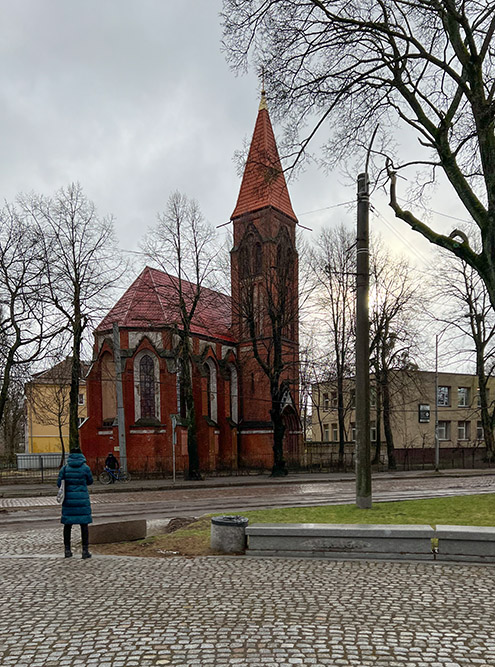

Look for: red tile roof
[96,267,234,343]
[231,98,297,221]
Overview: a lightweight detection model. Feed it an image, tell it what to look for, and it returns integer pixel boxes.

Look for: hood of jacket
[67,452,87,468]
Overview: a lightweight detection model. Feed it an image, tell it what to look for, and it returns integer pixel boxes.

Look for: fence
[1,444,493,484]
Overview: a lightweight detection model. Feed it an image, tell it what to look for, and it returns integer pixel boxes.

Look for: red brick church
[80,92,301,474]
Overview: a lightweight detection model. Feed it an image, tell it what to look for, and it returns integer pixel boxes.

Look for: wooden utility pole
[356,172,372,509]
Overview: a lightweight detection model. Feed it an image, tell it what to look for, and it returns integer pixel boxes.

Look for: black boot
[82,548,92,559]
[63,525,72,558]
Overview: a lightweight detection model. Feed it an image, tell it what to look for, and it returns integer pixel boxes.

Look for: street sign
[418,404,430,423]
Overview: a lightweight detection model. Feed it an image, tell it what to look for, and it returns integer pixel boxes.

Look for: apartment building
[312,370,494,461]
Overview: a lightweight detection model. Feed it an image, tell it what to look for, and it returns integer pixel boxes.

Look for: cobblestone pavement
[1,527,495,666]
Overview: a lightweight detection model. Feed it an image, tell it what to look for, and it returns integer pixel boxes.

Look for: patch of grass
[93,494,495,558]
[241,494,495,528]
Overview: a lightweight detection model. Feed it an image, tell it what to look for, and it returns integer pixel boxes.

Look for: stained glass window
[140,354,155,419]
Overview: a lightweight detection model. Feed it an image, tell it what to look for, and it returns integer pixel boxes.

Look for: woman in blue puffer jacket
[57,447,93,559]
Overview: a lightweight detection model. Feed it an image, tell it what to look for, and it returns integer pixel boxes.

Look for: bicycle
[98,467,131,484]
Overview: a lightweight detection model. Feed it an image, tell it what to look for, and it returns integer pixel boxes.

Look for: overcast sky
[0,1,470,275]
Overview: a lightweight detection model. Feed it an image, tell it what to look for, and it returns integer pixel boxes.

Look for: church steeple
[231,91,297,222]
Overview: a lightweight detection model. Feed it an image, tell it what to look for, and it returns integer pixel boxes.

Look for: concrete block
[436,525,495,562]
[88,519,147,544]
[246,523,435,560]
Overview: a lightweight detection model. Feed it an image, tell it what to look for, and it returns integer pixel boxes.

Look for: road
[1,472,494,531]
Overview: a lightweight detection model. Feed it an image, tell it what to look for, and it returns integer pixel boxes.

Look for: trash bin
[211,515,249,553]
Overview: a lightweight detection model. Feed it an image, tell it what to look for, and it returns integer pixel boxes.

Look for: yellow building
[312,370,495,464]
[25,359,89,454]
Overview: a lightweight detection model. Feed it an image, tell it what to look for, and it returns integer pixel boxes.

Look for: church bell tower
[230,89,300,467]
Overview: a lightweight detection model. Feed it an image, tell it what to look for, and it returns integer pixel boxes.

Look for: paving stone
[0,526,494,665]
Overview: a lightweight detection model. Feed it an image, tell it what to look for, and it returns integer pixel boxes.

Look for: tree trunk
[69,308,82,452]
[477,358,495,462]
[337,374,345,466]
[372,382,382,465]
[382,370,396,470]
[180,332,202,480]
[270,401,287,477]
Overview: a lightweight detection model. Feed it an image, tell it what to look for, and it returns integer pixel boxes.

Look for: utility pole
[113,322,127,472]
[356,172,372,509]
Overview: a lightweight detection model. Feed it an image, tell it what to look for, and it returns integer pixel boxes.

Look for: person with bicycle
[105,452,119,483]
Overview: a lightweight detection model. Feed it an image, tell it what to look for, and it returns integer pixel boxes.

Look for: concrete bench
[88,519,147,544]
[246,523,435,560]
[436,525,495,563]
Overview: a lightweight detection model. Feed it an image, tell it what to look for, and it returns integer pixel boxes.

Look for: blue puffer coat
[57,452,93,525]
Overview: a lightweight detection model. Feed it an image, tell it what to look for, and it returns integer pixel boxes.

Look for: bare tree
[308,224,356,463]
[25,356,89,465]
[222,2,495,311]
[20,183,123,453]
[431,251,495,461]
[0,367,26,464]
[0,206,55,428]
[369,245,423,469]
[142,191,219,480]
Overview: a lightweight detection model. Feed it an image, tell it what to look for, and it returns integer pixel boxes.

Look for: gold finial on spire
[259,66,268,110]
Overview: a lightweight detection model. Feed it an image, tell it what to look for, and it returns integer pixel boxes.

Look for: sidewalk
[1,467,494,498]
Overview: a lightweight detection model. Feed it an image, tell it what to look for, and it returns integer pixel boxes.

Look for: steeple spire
[231,89,297,221]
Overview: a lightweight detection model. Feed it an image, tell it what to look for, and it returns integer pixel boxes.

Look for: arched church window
[253,242,262,275]
[133,350,160,423]
[101,352,116,426]
[140,355,155,419]
[204,358,218,422]
[239,242,251,279]
[228,364,238,423]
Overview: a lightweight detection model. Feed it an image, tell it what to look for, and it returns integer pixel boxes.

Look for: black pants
[63,524,89,549]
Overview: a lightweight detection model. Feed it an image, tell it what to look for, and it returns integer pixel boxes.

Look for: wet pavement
[1,470,495,665]
[1,524,495,666]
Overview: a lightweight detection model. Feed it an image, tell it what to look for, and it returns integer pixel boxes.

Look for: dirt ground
[91,516,219,559]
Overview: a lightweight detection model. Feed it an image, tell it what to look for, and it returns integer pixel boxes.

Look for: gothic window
[240,233,262,278]
[140,355,155,419]
[133,351,160,423]
[253,242,262,275]
[239,242,251,279]
[204,358,218,422]
[228,364,238,423]
[101,352,116,426]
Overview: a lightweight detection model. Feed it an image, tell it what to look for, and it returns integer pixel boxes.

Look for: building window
[78,393,85,405]
[101,352,116,424]
[323,393,329,410]
[477,421,484,440]
[77,417,85,427]
[133,351,160,423]
[323,423,329,442]
[140,355,155,419]
[370,386,377,408]
[457,421,470,441]
[204,358,218,423]
[350,389,356,409]
[458,387,470,407]
[228,363,238,424]
[351,422,356,441]
[437,421,450,441]
[331,391,338,408]
[331,423,338,441]
[437,386,450,407]
[370,420,377,442]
